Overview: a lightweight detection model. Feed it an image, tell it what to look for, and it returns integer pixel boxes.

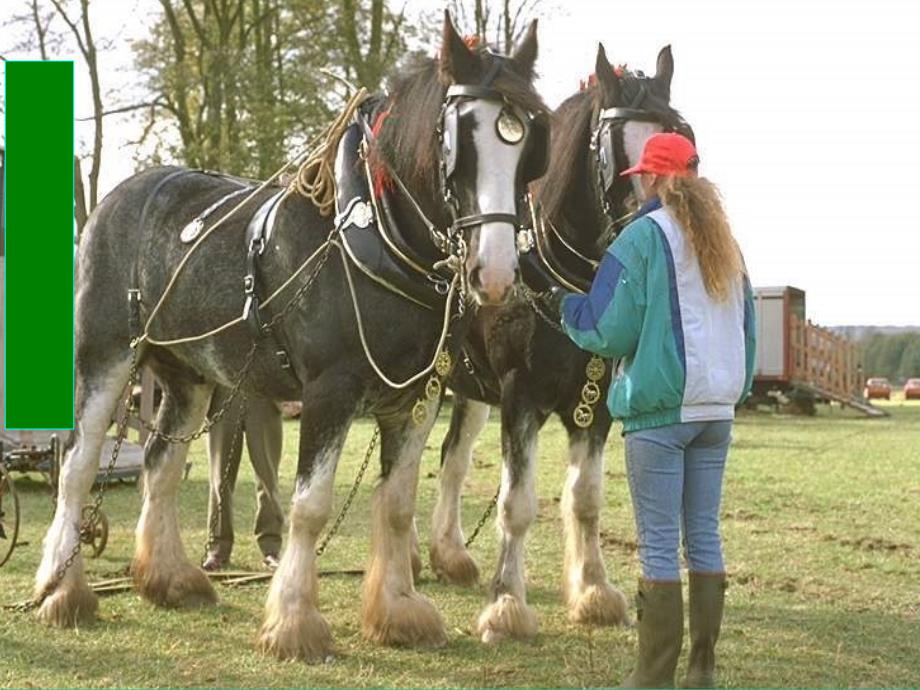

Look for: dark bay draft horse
[428,44,694,642]
[35,13,548,662]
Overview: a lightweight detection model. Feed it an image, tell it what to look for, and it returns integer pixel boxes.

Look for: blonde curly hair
[658,175,742,301]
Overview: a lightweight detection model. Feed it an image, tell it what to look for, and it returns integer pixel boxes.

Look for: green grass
[2,400,919,688]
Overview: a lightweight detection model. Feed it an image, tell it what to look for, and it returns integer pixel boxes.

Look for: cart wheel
[80,506,109,558]
[0,465,21,567]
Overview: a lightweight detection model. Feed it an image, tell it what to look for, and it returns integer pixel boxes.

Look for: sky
[2,0,918,326]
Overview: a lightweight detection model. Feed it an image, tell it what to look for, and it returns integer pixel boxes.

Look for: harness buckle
[275,349,291,369]
[248,236,265,255]
[427,273,451,295]
[243,274,255,295]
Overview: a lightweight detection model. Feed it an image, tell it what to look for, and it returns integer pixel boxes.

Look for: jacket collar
[635,195,662,218]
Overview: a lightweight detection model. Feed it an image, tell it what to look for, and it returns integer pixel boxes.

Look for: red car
[904,378,920,400]
[864,377,892,400]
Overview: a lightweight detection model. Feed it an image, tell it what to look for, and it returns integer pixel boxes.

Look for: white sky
[2,0,918,326]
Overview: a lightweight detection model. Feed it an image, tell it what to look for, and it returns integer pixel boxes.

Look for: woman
[548,132,755,688]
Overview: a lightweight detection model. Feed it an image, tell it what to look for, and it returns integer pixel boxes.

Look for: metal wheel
[80,505,109,558]
[0,464,20,567]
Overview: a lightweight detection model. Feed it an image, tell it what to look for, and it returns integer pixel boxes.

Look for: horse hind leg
[561,424,629,626]
[35,352,133,627]
[362,397,447,648]
[475,376,541,643]
[429,396,490,586]
[132,371,216,608]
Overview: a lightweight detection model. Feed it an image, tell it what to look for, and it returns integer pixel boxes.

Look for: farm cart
[751,286,886,417]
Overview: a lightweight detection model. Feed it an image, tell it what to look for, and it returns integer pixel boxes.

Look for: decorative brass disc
[425,376,442,400]
[435,351,453,378]
[585,355,606,382]
[573,403,594,429]
[411,399,428,426]
[496,109,525,144]
[581,381,601,405]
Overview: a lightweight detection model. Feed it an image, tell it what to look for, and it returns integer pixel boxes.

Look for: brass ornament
[585,355,606,382]
[581,381,601,405]
[573,403,594,428]
[411,399,429,426]
[425,376,442,400]
[435,350,453,378]
[496,109,526,144]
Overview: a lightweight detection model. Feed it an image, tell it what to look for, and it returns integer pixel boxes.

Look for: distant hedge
[861,332,920,383]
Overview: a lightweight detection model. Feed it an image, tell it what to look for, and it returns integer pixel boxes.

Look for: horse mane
[371,48,548,199]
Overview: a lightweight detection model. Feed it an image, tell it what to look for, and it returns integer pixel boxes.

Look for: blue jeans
[624,420,731,581]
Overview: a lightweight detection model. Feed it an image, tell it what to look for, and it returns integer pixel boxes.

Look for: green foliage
[2,402,919,687]
[861,331,920,383]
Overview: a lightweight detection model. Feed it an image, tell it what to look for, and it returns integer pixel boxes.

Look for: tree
[337,0,410,91]
[47,0,104,211]
[897,336,920,382]
[448,0,543,53]
[134,0,339,178]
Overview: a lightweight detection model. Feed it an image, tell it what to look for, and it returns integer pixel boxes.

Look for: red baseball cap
[620,132,699,177]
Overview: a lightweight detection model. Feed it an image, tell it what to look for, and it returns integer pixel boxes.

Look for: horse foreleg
[476,374,541,643]
[257,369,362,662]
[362,395,447,648]
[561,421,629,626]
[36,356,133,627]
[430,395,490,586]
[133,377,216,608]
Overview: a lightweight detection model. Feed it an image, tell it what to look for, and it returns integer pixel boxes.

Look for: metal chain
[12,352,142,613]
[519,284,566,334]
[8,236,336,614]
[465,483,501,549]
[315,426,379,556]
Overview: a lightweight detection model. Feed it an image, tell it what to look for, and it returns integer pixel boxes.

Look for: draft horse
[34,13,548,662]
[428,44,694,642]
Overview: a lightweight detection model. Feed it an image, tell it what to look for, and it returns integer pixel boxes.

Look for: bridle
[591,75,694,229]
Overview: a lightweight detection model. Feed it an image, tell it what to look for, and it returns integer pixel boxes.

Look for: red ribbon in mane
[370,108,394,198]
[579,65,627,91]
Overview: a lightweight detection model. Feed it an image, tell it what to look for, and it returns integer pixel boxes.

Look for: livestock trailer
[752,286,883,416]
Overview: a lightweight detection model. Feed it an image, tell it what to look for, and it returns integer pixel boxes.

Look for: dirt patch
[599,530,638,552]
[723,508,762,521]
[822,534,913,553]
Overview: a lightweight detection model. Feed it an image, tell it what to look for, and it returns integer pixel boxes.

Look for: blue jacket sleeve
[740,273,756,401]
[560,251,644,359]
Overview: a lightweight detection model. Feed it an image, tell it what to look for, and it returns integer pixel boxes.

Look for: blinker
[496,109,525,144]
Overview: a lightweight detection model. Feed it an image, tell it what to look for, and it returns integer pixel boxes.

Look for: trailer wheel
[0,465,20,567]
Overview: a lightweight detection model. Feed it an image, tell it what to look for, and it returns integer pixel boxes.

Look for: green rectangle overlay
[4,61,75,429]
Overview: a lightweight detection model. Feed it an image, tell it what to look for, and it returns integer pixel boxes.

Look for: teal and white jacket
[561,197,756,433]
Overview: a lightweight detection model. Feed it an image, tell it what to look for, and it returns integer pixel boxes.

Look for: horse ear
[511,19,538,78]
[440,9,478,84]
[655,44,674,100]
[595,43,619,104]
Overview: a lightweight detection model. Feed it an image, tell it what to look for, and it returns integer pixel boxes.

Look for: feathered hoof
[568,582,630,627]
[363,591,447,648]
[35,581,99,628]
[429,542,480,587]
[257,607,334,663]
[476,593,538,644]
[132,559,217,609]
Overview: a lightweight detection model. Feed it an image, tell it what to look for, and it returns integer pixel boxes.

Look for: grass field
[2,399,918,688]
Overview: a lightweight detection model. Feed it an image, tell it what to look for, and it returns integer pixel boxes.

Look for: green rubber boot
[620,580,683,688]
[682,573,727,688]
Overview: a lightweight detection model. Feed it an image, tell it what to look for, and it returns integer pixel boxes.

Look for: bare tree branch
[75,98,168,121]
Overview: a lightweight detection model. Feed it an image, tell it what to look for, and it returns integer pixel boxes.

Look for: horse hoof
[35,582,99,628]
[568,582,630,626]
[133,560,218,609]
[429,542,480,587]
[363,591,447,648]
[257,607,334,663]
[476,593,538,643]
